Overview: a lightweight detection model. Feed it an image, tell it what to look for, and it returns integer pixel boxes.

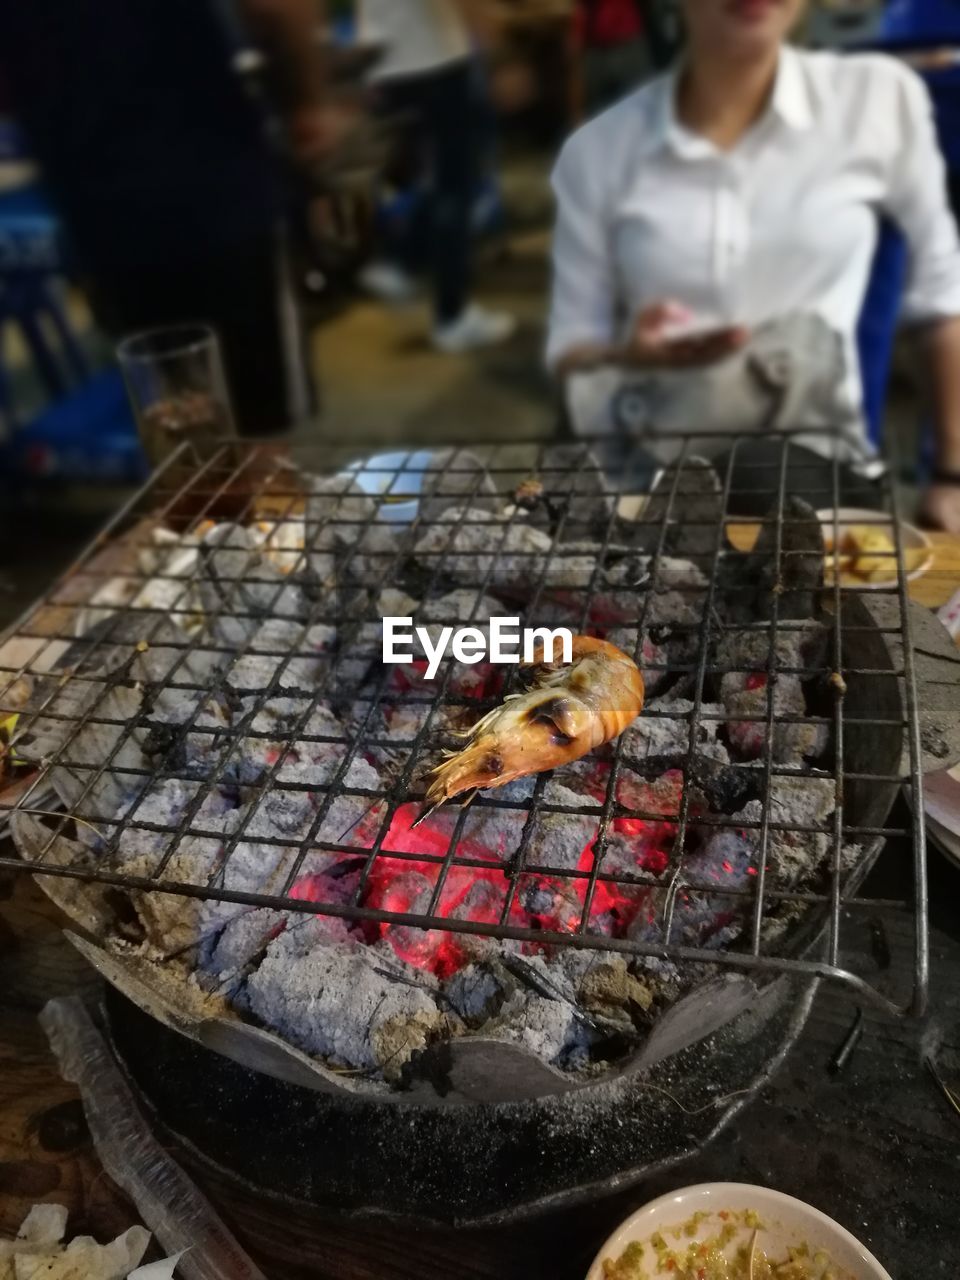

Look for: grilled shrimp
[417,635,644,818]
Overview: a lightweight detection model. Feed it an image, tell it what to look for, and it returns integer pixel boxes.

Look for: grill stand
[102,971,818,1229]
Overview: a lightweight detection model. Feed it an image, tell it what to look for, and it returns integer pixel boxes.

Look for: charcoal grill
[2,431,958,1121]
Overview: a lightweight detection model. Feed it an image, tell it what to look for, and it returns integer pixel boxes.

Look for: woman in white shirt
[547,0,960,529]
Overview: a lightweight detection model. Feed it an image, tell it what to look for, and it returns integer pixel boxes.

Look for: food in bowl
[817,510,931,588]
[600,1206,857,1279]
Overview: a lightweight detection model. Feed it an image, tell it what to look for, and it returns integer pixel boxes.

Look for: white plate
[923,764,960,841]
[928,812,960,871]
[586,1182,891,1280]
[816,507,933,590]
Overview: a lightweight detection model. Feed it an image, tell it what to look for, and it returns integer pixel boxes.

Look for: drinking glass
[118,325,236,468]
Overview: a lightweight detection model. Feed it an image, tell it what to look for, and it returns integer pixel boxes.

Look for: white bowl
[586,1182,892,1279]
[816,507,932,590]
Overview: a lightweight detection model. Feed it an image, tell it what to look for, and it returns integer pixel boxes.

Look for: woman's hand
[920,482,960,535]
[553,302,749,378]
[623,301,750,368]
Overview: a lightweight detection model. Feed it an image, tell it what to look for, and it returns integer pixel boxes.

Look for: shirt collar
[643,45,816,160]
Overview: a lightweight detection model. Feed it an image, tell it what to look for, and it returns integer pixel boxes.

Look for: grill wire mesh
[0,432,929,1017]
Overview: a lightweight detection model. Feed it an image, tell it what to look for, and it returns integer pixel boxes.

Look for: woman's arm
[919,317,960,533]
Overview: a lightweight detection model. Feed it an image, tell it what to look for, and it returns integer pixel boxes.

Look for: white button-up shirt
[547,47,960,440]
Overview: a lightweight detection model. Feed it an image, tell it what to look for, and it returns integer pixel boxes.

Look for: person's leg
[421,60,476,325]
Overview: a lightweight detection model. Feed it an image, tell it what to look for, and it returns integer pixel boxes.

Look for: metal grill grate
[0,431,929,1017]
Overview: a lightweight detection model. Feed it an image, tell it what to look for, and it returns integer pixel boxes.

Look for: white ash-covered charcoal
[378,587,420,617]
[236,693,341,740]
[539,542,610,592]
[419,588,503,626]
[445,961,507,1025]
[772,719,831,768]
[603,554,708,594]
[21,680,152,823]
[226,621,335,694]
[241,781,316,841]
[305,787,385,850]
[250,515,309,575]
[523,786,599,870]
[450,803,524,862]
[418,447,499,521]
[413,507,553,590]
[481,953,589,1066]
[305,475,401,587]
[275,750,380,794]
[619,698,728,768]
[198,524,307,648]
[245,933,446,1082]
[205,906,288,976]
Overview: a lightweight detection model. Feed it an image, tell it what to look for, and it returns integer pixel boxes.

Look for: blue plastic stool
[0,367,147,485]
[0,182,90,429]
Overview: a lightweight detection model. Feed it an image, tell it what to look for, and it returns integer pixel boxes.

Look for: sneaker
[432,304,517,353]
[358,260,417,304]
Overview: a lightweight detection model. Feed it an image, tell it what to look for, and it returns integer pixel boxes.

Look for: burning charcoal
[721,671,806,758]
[715,619,825,674]
[418,447,499,522]
[629,457,723,558]
[725,772,837,889]
[245,935,445,1082]
[720,496,825,623]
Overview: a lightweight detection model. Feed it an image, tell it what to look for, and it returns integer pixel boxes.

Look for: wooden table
[3,538,960,1275]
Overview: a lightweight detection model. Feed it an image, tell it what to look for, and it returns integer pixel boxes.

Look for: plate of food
[587,1182,891,1279]
[817,508,932,589]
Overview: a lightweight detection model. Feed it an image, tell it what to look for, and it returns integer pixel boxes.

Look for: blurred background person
[575,0,652,112]
[357,0,517,352]
[0,0,344,436]
[547,0,960,530]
